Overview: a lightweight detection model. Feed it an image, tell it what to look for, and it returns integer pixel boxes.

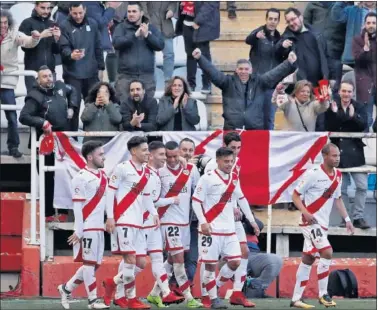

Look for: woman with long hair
[272,80,330,132]
[156,76,200,131]
[81,82,122,143]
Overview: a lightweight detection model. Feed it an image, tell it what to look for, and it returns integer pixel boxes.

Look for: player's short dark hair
[81,141,103,160]
[216,147,234,159]
[223,131,241,146]
[165,141,179,151]
[70,2,85,9]
[128,1,143,11]
[266,8,280,20]
[284,7,301,18]
[148,141,165,152]
[365,11,377,22]
[321,143,339,155]
[179,138,195,148]
[127,136,148,151]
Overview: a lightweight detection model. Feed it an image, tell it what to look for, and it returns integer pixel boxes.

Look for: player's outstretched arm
[335,198,355,235]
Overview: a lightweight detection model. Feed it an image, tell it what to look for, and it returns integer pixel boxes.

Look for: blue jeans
[0,88,20,150]
[366,91,376,131]
[163,37,174,82]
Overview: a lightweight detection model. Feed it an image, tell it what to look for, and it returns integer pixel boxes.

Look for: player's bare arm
[335,198,355,235]
[292,191,318,224]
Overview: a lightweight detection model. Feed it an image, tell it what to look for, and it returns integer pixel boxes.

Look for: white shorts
[111,226,145,256]
[199,233,241,263]
[144,226,163,254]
[73,230,104,265]
[301,224,331,257]
[235,221,247,244]
[161,224,190,253]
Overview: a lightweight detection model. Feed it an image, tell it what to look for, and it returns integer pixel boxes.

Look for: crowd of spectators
[0,1,376,228]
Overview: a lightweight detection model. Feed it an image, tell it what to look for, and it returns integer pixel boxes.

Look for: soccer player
[290,143,355,309]
[158,141,203,308]
[103,136,160,309]
[144,141,185,307]
[203,132,254,307]
[58,141,109,309]
[192,147,260,309]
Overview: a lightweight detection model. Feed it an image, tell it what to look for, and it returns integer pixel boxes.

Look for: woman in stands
[156,76,200,131]
[0,9,41,158]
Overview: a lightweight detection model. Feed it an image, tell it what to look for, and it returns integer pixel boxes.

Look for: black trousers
[182,24,212,89]
[63,75,99,131]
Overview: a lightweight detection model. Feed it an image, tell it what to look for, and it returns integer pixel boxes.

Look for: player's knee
[302,254,315,266]
[240,244,249,258]
[205,263,216,272]
[136,256,147,269]
[171,251,185,263]
[123,254,136,265]
[227,259,241,271]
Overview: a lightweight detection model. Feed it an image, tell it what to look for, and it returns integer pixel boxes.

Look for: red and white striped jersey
[72,168,108,232]
[205,156,241,176]
[158,163,199,225]
[294,164,342,229]
[109,161,152,228]
[192,169,245,234]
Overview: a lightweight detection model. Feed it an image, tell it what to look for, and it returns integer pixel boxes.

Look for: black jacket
[197,56,297,130]
[18,10,60,72]
[20,81,79,146]
[119,96,158,132]
[59,16,105,79]
[113,17,164,75]
[325,98,367,168]
[245,25,282,75]
[175,1,220,43]
[276,24,333,81]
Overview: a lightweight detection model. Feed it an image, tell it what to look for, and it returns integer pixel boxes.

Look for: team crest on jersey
[170,237,179,247]
[111,175,117,181]
[202,248,208,254]
[57,89,63,96]
[196,186,202,194]
[183,169,189,175]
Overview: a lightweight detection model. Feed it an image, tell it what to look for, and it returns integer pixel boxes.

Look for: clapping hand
[331,100,338,113]
[192,48,201,60]
[71,49,82,60]
[348,104,355,118]
[166,10,174,19]
[40,28,53,38]
[288,51,297,64]
[140,23,149,38]
[52,27,61,41]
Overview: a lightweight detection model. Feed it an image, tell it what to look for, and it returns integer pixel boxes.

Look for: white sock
[173,263,192,300]
[65,266,84,292]
[233,258,248,291]
[123,263,136,299]
[163,260,173,278]
[82,265,97,302]
[292,262,312,302]
[216,263,236,287]
[203,270,217,300]
[200,263,208,297]
[317,258,331,298]
[114,260,124,300]
[150,253,170,297]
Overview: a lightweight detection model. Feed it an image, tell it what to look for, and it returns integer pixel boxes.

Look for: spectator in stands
[60,2,105,132]
[272,80,330,132]
[113,2,164,102]
[19,66,78,222]
[1,9,41,158]
[143,1,177,83]
[304,2,349,92]
[325,81,370,230]
[227,2,237,19]
[156,76,200,131]
[192,48,297,130]
[175,2,220,94]
[81,82,122,144]
[245,8,282,129]
[243,217,283,299]
[120,79,158,132]
[352,12,377,130]
[85,1,120,85]
[54,2,70,25]
[19,1,61,91]
[332,2,376,66]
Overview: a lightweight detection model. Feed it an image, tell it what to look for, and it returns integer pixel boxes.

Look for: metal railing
[29,130,376,261]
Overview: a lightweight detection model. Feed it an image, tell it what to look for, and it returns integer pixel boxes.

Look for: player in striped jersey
[58,141,109,309]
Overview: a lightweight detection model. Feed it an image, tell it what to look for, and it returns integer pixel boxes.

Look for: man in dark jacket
[19,1,61,91]
[113,2,164,102]
[325,81,370,229]
[59,2,105,132]
[19,66,78,223]
[304,2,350,92]
[245,8,282,130]
[119,80,158,132]
[175,1,220,93]
[193,48,297,130]
[143,1,177,82]
[352,12,377,129]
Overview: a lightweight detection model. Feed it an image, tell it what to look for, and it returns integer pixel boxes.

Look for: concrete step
[211,40,250,64]
[219,1,295,11]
